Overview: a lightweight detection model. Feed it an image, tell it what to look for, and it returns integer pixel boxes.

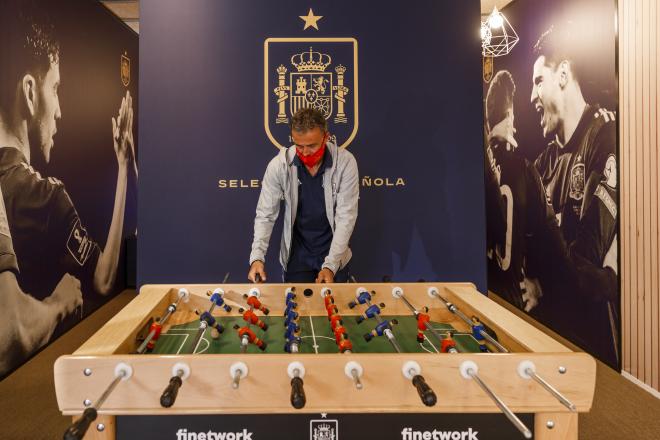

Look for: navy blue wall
[139,0,486,289]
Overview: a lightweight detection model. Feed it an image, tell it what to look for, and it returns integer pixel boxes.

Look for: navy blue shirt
[287,151,333,274]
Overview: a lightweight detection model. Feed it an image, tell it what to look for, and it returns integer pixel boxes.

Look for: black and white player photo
[0,0,137,378]
[484,17,619,367]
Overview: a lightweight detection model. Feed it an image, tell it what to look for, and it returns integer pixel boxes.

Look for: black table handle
[412,374,437,407]
[160,376,183,408]
[290,377,306,409]
[63,407,97,440]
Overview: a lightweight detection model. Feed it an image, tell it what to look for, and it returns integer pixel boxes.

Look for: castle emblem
[310,419,338,440]
[265,38,358,149]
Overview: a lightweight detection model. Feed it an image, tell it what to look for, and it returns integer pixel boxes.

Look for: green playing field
[150,315,483,354]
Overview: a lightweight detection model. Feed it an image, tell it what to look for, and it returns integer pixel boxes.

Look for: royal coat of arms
[265,38,358,149]
[310,420,338,440]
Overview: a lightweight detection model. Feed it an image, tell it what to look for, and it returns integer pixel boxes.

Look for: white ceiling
[481,0,515,17]
[101,0,139,33]
[100,0,515,35]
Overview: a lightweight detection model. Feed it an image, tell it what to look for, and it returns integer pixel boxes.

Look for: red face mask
[296,140,326,167]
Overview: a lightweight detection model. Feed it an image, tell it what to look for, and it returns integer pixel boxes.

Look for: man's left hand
[316,268,334,283]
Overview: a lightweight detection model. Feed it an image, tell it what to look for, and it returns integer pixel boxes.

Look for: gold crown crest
[291,47,332,72]
[316,423,332,432]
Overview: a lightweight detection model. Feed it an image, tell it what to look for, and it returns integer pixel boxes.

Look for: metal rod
[383,328,403,353]
[136,295,184,354]
[136,329,157,354]
[350,369,363,390]
[432,292,508,353]
[94,371,126,409]
[527,368,577,411]
[190,322,208,353]
[372,310,400,352]
[425,324,451,347]
[467,368,532,439]
[399,295,418,314]
[482,332,508,353]
[398,294,447,346]
[364,295,402,353]
[232,370,242,389]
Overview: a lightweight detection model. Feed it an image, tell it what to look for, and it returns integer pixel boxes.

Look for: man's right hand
[45,274,84,320]
[247,261,266,283]
[112,91,134,168]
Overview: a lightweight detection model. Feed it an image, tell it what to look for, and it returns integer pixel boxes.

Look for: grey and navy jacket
[249,142,359,274]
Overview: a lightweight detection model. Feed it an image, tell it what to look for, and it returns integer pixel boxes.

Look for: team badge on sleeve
[67,219,93,266]
[603,154,617,189]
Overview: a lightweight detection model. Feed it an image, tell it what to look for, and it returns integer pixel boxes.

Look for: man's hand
[248,261,266,283]
[112,91,134,168]
[44,274,83,320]
[488,117,518,150]
[522,277,542,312]
[315,268,334,283]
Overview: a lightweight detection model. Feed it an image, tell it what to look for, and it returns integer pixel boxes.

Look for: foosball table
[54,282,596,440]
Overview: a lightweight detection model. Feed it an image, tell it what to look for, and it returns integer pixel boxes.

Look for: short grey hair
[290,108,327,133]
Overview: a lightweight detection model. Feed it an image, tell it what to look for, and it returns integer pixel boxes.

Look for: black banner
[118,413,534,440]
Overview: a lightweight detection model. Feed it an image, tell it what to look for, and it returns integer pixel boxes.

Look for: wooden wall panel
[619,0,660,393]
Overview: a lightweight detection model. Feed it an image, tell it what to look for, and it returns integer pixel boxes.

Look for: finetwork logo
[401,427,479,440]
[175,428,253,440]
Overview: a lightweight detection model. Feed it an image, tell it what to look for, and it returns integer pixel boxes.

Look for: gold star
[299,8,323,30]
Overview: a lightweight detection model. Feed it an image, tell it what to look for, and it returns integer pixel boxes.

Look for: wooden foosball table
[54,282,596,439]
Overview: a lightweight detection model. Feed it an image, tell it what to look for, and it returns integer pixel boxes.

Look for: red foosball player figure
[441,332,458,353]
[326,303,339,319]
[333,325,353,353]
[234,325,268,351]
[333,325,348,345]
[241,309,268,331]
[145,321,163,351]
[330,314,343,330]
[324,294,335,307]
[246,295,270,315]
[337,335,353,353]
[416,313,431,343]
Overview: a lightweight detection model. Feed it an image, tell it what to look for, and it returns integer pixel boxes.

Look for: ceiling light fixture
[481,6,519,57]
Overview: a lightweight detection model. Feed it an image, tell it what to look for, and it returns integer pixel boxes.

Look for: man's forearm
[0,272,62,373]
[94,165,128,295]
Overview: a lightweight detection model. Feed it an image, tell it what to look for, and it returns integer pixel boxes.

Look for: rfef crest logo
[310,419,338,440]
[483,56,493,83]
[121,52,130,87]
[265,38,358,149]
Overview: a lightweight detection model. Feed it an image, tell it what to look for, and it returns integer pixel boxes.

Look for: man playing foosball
[248,108,359,283]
